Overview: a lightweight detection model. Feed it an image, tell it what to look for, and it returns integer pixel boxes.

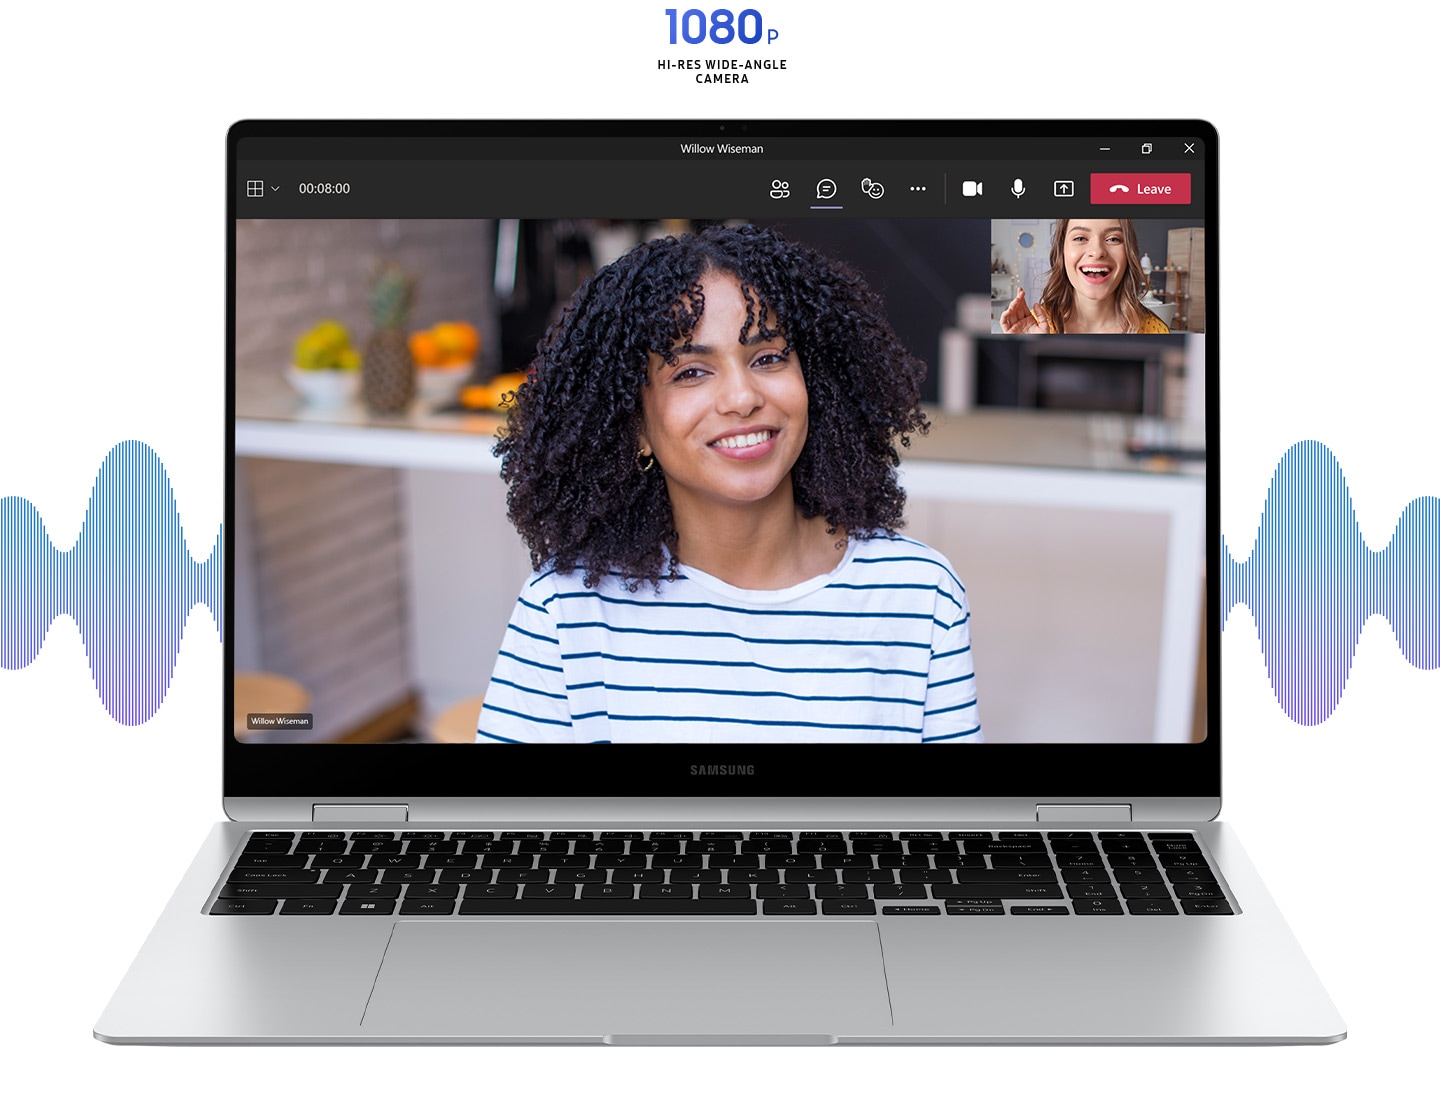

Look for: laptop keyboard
[209,830,1235,917]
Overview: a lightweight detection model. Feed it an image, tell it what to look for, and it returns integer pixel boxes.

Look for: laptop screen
[227,121,1216,800]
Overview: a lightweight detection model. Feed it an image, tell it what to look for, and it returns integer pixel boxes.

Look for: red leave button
[1090,173,1191,204]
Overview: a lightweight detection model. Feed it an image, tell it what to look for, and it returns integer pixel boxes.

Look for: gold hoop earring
[636,449,655,472]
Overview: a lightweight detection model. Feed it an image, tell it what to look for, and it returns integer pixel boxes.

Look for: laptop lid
[225,120,1217,818]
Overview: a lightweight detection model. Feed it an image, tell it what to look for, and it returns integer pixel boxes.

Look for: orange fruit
[433,322,480,364]
[409,331,443,367]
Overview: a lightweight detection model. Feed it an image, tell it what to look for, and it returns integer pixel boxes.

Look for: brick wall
[235,218,501,382]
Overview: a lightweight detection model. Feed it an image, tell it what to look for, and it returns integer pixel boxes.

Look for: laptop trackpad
[364,920,892,1041]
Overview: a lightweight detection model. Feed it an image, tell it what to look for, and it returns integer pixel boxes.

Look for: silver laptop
[95,119,1344,1045]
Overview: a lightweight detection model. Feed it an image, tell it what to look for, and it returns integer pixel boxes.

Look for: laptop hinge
[1036,804,1132,826]
[312,804,410,826]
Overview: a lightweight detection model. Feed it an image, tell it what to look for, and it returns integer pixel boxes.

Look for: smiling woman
[1000,218,1169,335]
[479,225,982,745]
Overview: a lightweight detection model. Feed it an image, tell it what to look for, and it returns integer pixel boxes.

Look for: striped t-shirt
[477,535,982,744]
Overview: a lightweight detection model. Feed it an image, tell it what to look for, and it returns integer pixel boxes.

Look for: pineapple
[361,262,418,413]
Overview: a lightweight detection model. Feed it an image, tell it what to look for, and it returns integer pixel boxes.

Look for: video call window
[232,215,1206,746]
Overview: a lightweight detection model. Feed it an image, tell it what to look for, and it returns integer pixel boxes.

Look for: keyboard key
[874,884,928,899]
[1127,899,1179,915]
[953,869,1057,883]
[639,884,692,899]
[219,883,342,899]
[1150,837,1201,855]
[1101,839,1149,855]
[881,905,940,915]
[1067,883,1119,900]
[1011,905,1069,916]
[400,899,456,915]
[762,899,817,915]
[465,883,518,899]
[521,884,576,900]
[580,884,636,899]
[1159,855,1209,870]
[842,869,896,884]
[946,905,1003,915]
[340,899,396,915]
[295,839,348,854]
[280,898,337,915]
[380,869,435,885]
[821,899,876,916]
[698,884,750,899]
[814,884,871,899]
[236,854,308,868]
[1112,868,1164,883]
[990,854,1056,869]
[210,899,277,915]
[729,869,781,884]
[243,839,294,854]
[438,869,492,884]
[1172,882,1225,900]
[348,884,401,899]
[1073,899,1123,916]
[670,869,722,883]
[459,899,756,915]
[757,884,811,899]
[1181,899,1234,915]
[311,854,367,869]
[933,884,1063,899]
[229,869,322,883]
[407,883,459,899]
[611,869,666,883]
[1120,883,1171,900]
[943,896,1002,907]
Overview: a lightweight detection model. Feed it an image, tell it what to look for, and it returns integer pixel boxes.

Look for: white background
[3,1,1435,1088]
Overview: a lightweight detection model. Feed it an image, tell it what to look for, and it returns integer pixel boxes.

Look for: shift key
[933,884,1062,899]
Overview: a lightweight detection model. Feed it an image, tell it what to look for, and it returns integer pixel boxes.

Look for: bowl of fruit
[287,320,360,408]
[411,321,480,403]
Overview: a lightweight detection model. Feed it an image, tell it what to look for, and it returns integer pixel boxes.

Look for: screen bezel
[224,118,1220,803]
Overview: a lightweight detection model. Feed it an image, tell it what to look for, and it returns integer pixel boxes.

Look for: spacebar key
[460,899,757,915]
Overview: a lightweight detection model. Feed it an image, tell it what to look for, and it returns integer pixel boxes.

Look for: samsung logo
[690,764,756,776]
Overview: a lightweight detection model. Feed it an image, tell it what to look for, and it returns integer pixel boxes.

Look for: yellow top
[1136,313,1171,334]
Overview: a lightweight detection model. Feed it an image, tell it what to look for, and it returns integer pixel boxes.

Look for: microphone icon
[1010,178,1026,198]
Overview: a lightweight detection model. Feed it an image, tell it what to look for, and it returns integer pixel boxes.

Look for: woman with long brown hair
[1000,218,1169,334]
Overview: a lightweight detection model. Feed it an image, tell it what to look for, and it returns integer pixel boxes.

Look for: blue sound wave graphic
[2,439,1434,728]
[1222,441,1438,724]
[1,441,221,724]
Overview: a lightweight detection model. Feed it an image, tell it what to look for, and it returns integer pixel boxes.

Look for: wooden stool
[234,672,311,741]
[429,694,487,743]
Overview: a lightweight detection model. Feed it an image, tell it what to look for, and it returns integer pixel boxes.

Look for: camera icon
[961,180,983,197]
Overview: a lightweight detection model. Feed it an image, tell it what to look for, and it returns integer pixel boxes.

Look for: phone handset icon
[1109,183,1131,193]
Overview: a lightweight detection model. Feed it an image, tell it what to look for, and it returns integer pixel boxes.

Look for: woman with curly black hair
[478,224,981,744]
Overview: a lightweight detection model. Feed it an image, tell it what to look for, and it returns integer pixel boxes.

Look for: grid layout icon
[246,180,264,198]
